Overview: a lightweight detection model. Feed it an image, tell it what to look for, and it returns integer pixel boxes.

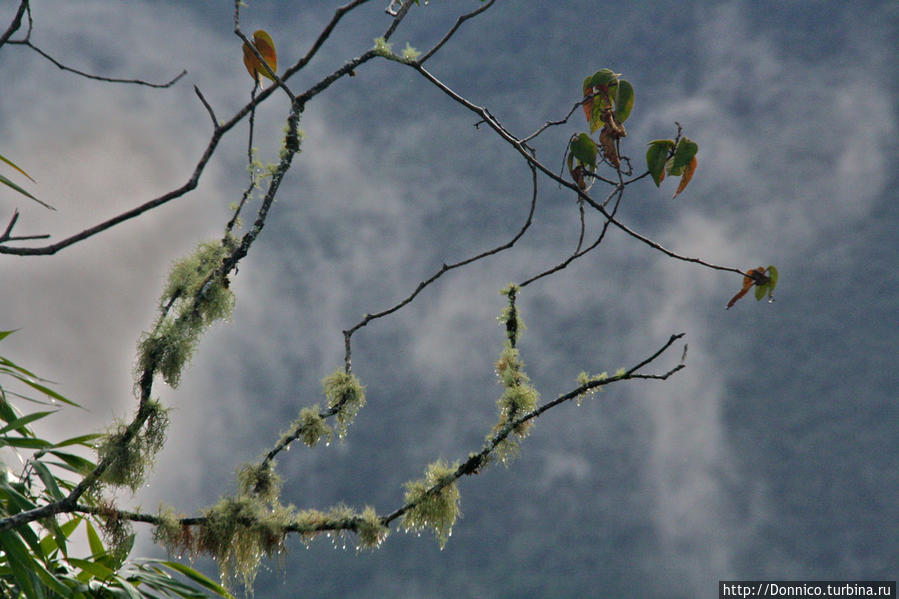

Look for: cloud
[618,2,896,590]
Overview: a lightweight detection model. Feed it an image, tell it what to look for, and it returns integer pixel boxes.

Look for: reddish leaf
[599,127,619,169]
[726,267,767,309]
[672,155,697,199]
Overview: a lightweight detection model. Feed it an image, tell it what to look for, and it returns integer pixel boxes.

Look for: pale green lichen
[197,495,296,593]
[237,461,283,504]
[576,370,607,405]
[295,404,331,447]
[490,287,538,463]
[96,400,169,491]
[356,506,389,549]
[153,504,187,554]
[497,284,525,345]
[373,37,393,57]
[401,42,421,62]
[136,237,236,388]
[322,371,366,438]
[402,459,461,548]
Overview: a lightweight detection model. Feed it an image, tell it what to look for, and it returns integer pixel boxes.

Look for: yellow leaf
[242,30,277,83]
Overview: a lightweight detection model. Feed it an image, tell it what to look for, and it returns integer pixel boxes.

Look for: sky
[1,1,896,598]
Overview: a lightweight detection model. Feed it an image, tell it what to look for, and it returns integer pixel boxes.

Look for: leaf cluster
[646,136,699,198]
[726,265,780,309]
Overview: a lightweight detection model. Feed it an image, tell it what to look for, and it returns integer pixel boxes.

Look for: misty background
[1,1,896,597]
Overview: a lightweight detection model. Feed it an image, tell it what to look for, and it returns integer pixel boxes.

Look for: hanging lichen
[321,371,366,438]
[401,459,461,548]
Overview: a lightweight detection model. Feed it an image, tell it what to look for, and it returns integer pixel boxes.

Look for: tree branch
[12,39,186,87]
[382,332,686,526]
[0,0,27,47]
[35,332,685,544]
[405,62,747,278]
[341,164,539,374]
[417,0,496,65]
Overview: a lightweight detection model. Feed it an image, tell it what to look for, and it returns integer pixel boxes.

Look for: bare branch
[12,39,186,88]
[521,91,602,144]
[0,124,226,255]
[0,0,27,47]
[0,210,48,243]
[193,85,218,128]
[282,0,372,81]
[341,164,539,373]
[520,185,624,287]
[418,0,496,65]
[383,0,415,40]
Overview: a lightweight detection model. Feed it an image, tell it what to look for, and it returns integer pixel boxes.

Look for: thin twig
[0,0,27,47]
[341,165,539,373]
[282,0,371,81]
[520,185,623,287]
[13,40,186,88]
[418,0,496,65]
[0,210,50,243]
[383,0,415,41]
[193,85,218,127]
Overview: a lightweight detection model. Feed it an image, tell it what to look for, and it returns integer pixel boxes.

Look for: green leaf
[0,329,18,342]
[0,361,80,406]
[68,557,115,580]
[0,354,41,378]
[754,283,767,301]
[588,94,608,133]
[31,460,65,501]
[586,68,620,89]
[84,520,106,559]
[0,529,42,598]
[40,515,81,559]
[0,476,39,512]
[569,133,597,170]
[767,265,779,291]
[109,575,143,599]
[0,152,35,182]
[48,450,97,475]
[51,433,103,449]
[155,560,235,597]
[0,436,52,449]
[665,156,684,177]
[0,173,54,210]
[614,79,634,123]
[646,140,673,187]
[0,410,56,435]
[671,137,699,172]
